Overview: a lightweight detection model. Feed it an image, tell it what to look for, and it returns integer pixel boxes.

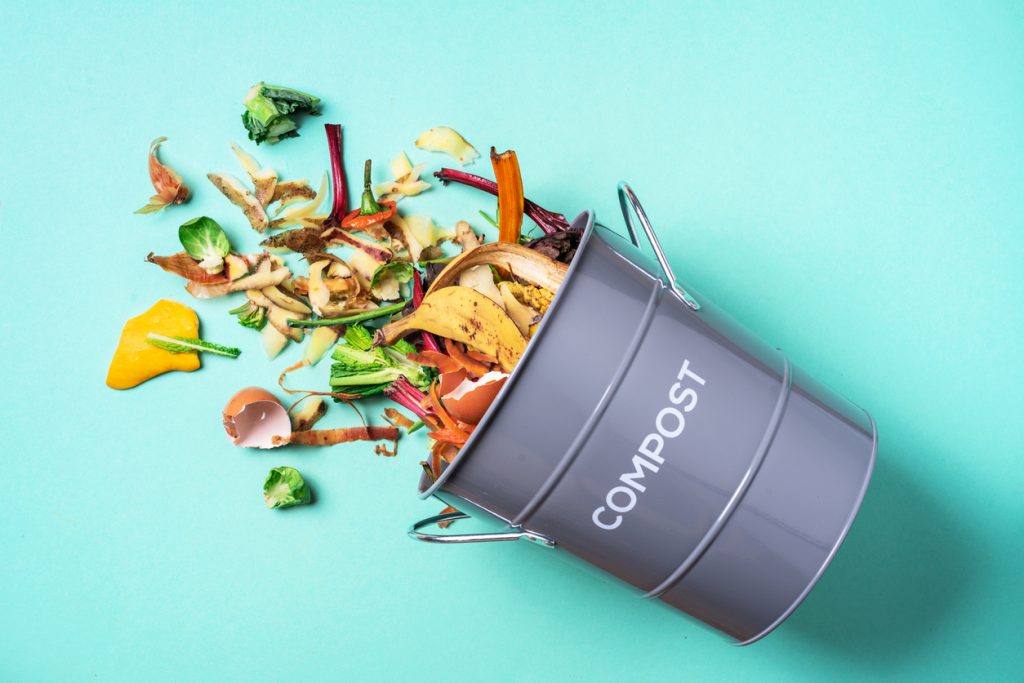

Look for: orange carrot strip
[444,338,490,378]
[491,148,524,244]
[382,407,414,429]
[427,441,451,479]
[438,504,460,528]
[374,441,397,457]
[438,442,459,463]
[464,349,499,366]
[427,429,469,446]
[408,350,461,374]
[427,382,470,439]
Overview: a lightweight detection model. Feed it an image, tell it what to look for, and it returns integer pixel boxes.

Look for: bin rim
[418,210,597,500]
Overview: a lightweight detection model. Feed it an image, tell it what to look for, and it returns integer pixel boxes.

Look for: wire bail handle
[617,182,700,311]
[408,511,556,547]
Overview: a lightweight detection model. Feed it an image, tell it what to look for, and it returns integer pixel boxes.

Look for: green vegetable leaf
[327,326,431,399]
[344,324,375,351]
[392,338,417,355]
[370,262,413,288]
[230,303,267,331]
[243,82,320,145]
[239,308,266,330]
[179,216,230,264]
[263,467,312,509]
[146,333,241,358]
[260,84,320,114]
[370,261,414,300]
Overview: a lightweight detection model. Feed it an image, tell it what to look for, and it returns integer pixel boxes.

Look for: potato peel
[230,142,277,206]
[207,173,270,232]
[415,126,480,165]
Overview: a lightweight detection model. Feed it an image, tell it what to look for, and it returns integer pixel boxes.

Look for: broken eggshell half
[441,370,509,425]
[223,386,292,448]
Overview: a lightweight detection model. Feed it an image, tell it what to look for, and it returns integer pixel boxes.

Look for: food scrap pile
[107,83,580,510]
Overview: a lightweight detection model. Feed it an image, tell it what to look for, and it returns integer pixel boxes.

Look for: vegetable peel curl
[136,137,190,214]
[491,148,524,244]
[271,425,399,446]
[415,126,479,165]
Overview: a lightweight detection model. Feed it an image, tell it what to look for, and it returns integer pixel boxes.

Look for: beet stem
[324,124,348,225]
[433,168,570,234]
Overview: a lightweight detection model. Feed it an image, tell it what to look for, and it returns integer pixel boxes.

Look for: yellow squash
[106,300,200,389]
[376,286,527,372]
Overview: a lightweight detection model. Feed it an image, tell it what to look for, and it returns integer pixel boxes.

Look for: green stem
[359,159,384,215]
[227,302,250,315]
[478,209,499,229]
[288,300,409,328]
[145,333,241,358]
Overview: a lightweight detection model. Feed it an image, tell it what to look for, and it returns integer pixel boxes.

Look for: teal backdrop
[2,1,1021,680]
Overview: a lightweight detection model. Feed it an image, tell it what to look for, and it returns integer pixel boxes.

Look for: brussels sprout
[178,216,231,273]
[263,466,312,509]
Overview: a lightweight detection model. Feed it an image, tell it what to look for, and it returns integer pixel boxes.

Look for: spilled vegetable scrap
[491,148,524,244]
[146,334,241,358]
[264,466,312,509]
[242,82,321,145]
[120,87,579,513]
[107,300,201,389]
[136,137,191,214]
[416,126,480,165]
[375,152,431,204]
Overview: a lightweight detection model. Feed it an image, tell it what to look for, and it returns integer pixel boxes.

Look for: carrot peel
[491,148,524,244]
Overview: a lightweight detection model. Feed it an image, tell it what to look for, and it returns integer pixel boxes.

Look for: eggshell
[222,386,291,447]
[442,371,508,425]
[232,400,293,449]
[438,369,469,397]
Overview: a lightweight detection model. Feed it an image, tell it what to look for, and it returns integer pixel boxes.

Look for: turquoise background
[2,1,1022,680]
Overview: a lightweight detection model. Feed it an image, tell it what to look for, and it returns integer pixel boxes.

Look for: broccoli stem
[288,300,409,328]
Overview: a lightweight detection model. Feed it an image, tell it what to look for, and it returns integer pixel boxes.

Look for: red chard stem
[324,124,348,225]
[433,168,570,234]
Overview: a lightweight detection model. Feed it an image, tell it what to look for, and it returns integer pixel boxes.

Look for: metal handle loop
[617,182,700,311]
[408,511,556,547]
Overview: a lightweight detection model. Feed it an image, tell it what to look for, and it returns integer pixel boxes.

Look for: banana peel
[427,242,567,294]
[375,286,526,372]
